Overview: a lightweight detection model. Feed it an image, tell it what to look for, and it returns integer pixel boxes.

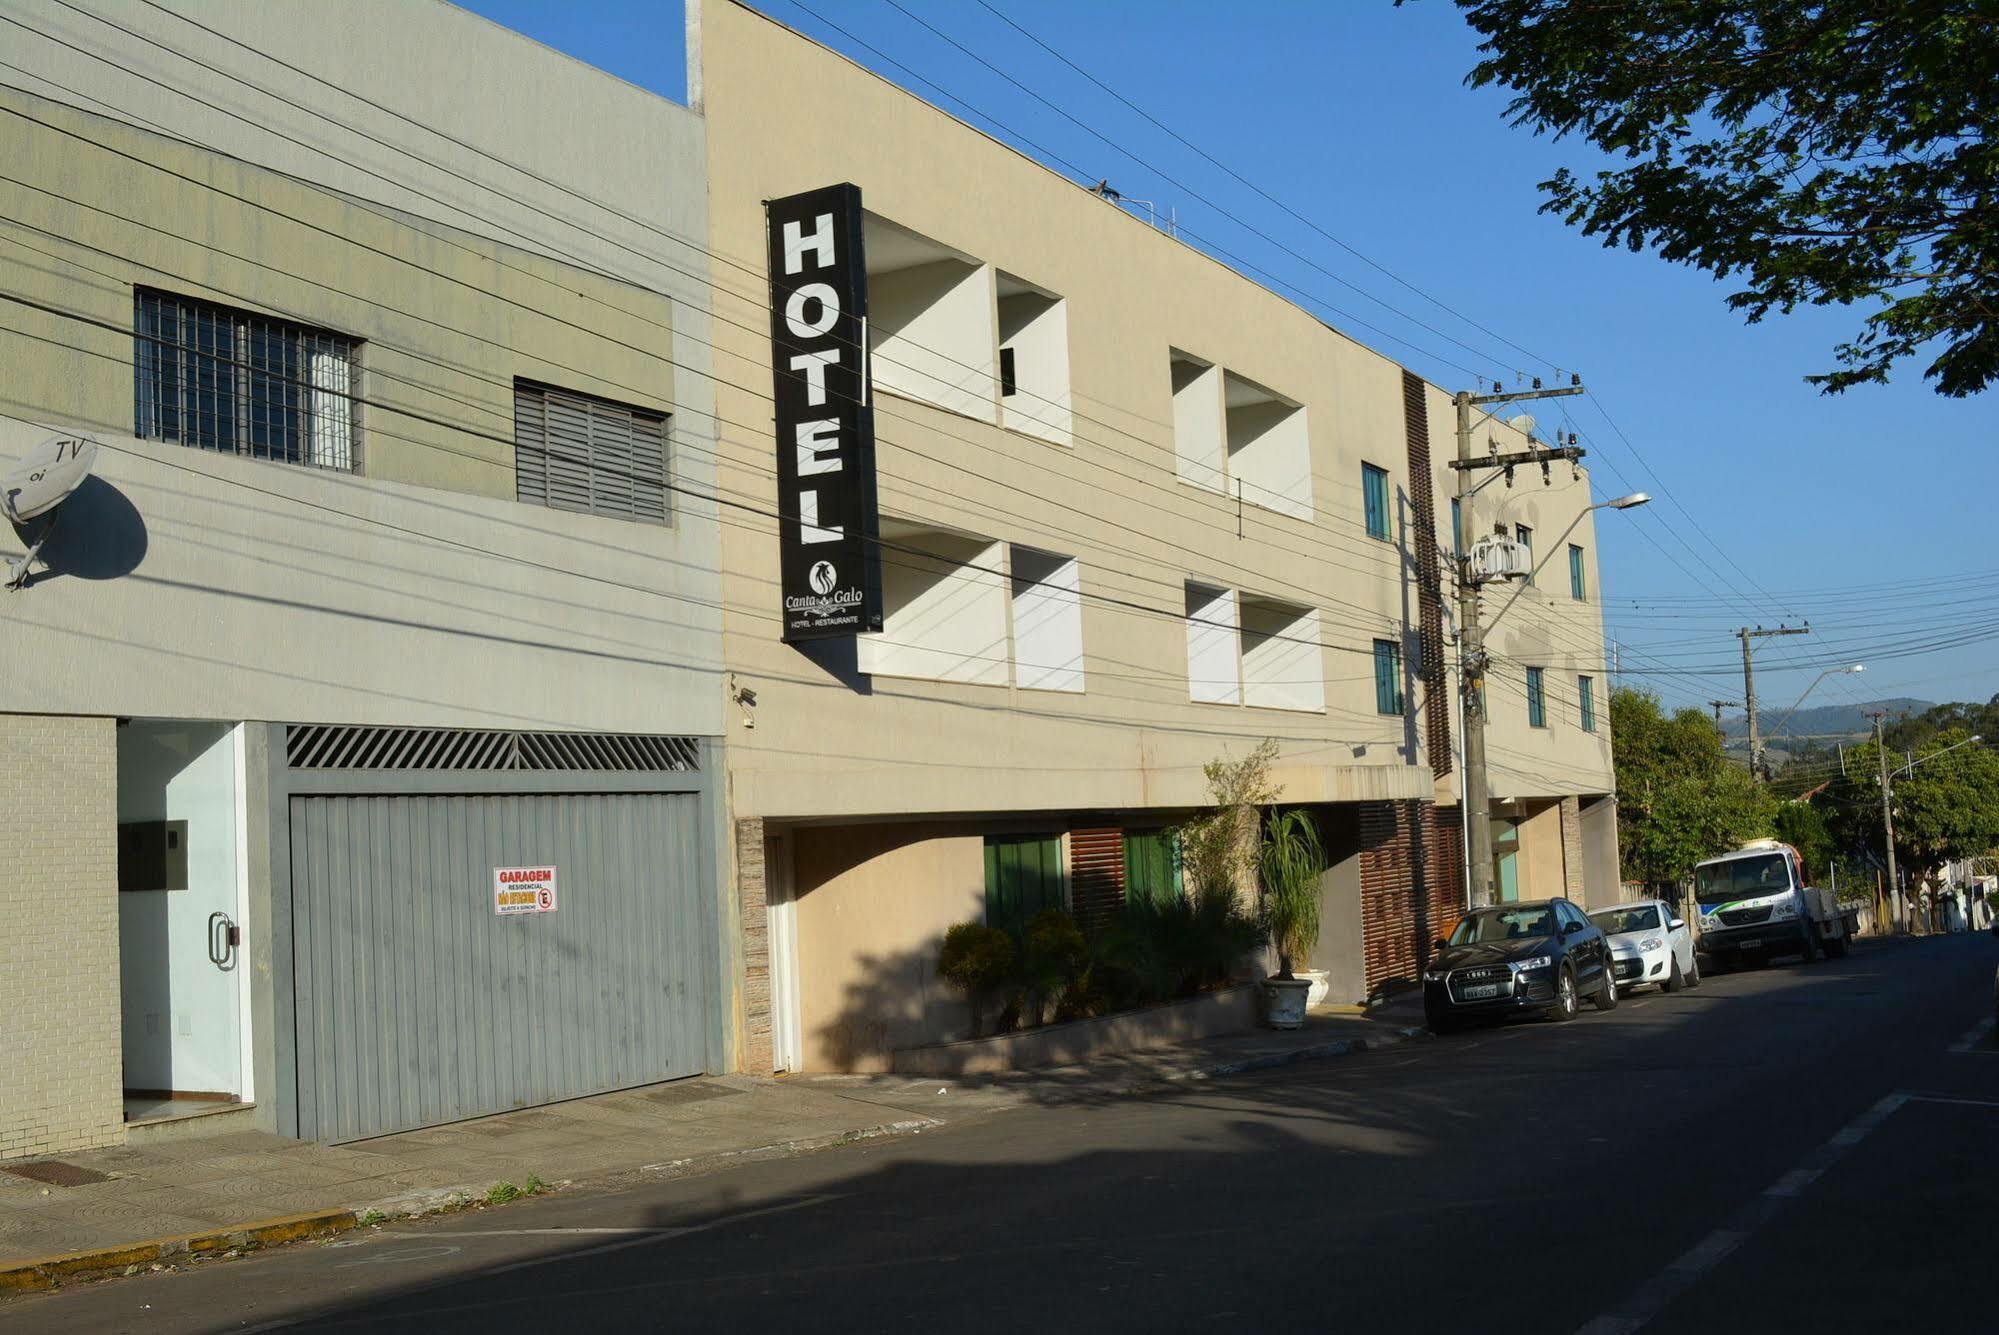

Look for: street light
[1595,492,1651,510]
[1895,732,1984,779]
[1756,663,1865,777]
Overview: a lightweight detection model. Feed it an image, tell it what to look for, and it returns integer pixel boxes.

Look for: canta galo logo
[809,560,838,595]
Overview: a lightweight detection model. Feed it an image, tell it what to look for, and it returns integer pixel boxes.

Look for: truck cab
[1693,840,1853,970]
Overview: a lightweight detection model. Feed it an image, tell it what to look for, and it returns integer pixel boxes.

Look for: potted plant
[1256,808,1325,1029]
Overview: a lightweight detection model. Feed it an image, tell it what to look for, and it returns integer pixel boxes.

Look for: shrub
[1021,908,1087,1024]
[937,921,1017,1036]
[1257,808,1325,979]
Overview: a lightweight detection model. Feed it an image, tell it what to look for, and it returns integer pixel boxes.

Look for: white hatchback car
[1589,899,1699,993]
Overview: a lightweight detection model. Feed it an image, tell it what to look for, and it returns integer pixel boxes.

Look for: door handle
[208,911,239,971]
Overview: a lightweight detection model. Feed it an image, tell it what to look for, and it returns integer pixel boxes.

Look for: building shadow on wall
[10,475,148,585]
[813,945,973,1071]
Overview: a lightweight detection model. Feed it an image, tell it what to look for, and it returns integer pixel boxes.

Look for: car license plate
[1461,983,1501,999]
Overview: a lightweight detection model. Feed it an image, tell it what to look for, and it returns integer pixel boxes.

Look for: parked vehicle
[1422,898,1616,1033]
[1590,898,1699,993]
[1693,840,1857,971]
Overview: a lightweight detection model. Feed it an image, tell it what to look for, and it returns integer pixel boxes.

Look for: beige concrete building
[691,0,1619,1073]
[0,2,728,1154]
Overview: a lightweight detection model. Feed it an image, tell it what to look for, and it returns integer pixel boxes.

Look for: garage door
[289,791,713,1141]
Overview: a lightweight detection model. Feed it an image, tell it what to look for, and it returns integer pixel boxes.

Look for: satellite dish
[1506,413,1537,437]
[4,431,99,589]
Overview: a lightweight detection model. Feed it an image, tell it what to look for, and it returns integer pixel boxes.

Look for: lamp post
[1757,664,1865,778]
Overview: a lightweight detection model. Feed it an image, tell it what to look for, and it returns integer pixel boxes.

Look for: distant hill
[1720,698,1935,742]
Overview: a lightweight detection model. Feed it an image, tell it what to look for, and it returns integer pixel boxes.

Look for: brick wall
[1359,800,1465,997]
[0,714,123,1160]
[1401,370,1451,778]
[1559,795,1586,900]
[734,817,772,1075]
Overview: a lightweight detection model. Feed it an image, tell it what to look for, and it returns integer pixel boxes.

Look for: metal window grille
[514,380,670,525]
[133,289,360,471]
[1362,463,1390,541]
[285,725,699,773]
[1373,638,1404,715]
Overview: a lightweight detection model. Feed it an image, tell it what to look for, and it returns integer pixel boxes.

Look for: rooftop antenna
[4,431,99,590]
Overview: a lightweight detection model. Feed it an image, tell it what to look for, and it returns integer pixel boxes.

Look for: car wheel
[1798,924,1819,963]
[1663,956,1684,993]
[1826,931,1850,960]
[1426,1009,1458,1036]
[1593,965,1619,1012]
[1551,966,1578,1022]
[1686,953,1701,988]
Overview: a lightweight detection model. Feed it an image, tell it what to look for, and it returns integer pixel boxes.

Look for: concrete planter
[892,984,1259,1077]
[1261,977,1313,1030]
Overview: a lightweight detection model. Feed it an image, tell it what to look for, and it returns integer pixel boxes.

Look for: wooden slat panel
[1068,826,1125,933]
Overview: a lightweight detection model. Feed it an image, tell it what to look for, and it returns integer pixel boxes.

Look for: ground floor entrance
[279,727,722,1143]
[117,720,252,1126]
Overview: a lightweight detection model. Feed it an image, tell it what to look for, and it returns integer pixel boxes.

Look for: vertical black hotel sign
[767,184,883,641]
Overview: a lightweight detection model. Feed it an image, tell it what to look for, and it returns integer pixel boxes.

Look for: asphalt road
[7,932,1997,1335]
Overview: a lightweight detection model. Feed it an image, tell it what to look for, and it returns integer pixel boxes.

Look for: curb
[1105,1023,1428,1096]
[0,1209,358,1294]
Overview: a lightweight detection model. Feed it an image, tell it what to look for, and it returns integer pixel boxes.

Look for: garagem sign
[766,183,883,642]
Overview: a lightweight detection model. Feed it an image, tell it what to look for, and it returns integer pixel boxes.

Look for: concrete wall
[0,715,123,1159]
[700,0,1453,823]
[1314,806,1367,1005]
[0,91,721,732]
[1581,795,1622,908]
[1516,799,1570,900]
[791,822,986,1072]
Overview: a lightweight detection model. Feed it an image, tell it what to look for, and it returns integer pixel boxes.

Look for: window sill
[875,384,1000,428]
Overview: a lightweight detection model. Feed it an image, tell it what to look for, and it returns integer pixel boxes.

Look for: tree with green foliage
[1823,727,1999,888]
[1449,0,1999,395]
[1772,802,1836,882]
[1611,687,1776,885]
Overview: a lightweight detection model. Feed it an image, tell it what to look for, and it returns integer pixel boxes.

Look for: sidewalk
[0,999,1425,1292]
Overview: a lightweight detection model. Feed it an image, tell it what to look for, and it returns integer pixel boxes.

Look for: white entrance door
[765,834,803,1072]
[118,722,245,1100]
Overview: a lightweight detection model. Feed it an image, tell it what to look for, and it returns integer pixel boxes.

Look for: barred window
[134,289,359,470]
[513,380,669,524]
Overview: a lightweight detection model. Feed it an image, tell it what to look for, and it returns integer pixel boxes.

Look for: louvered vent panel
[286,725,698,772]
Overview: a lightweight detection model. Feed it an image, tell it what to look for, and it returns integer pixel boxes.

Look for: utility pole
[1738,624,1809,780]
[1707,698,1740,727]
[1872,712,1900,933]
[1452,376,1585,907]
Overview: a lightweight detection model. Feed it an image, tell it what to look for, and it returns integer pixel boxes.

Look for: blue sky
[460,0,1996,726]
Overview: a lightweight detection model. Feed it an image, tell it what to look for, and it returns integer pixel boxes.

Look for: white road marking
[1762,1168,1823,1198]
[1571,1091,1909,1335]
[1905,1093,1999,1110]
[1947,1017,1994,1053]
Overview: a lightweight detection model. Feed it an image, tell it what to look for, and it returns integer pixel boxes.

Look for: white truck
[1692,840,1858,971]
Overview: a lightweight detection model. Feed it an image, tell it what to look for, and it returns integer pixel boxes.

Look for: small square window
[1515,524,1534,585]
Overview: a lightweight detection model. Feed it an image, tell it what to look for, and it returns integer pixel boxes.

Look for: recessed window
[1170,350,1225,492]
[134,288,359,470]
[1224,372,1312,520]
[1569,544,1587,600]
[1451,497,1463,558]
[1010,545,1083,693]
[1184,580,1240,705]
[996,272,1071,444]
[1515,523,1534,585]
[860,521,1009,685]
[1239,595,1324,713]
[1526,667,1547,728]
[1373,638,1404,715]
[863,213,992,419]
[514,380,669,524]
[1579,674,1596,732]
[1363,463,1391,542]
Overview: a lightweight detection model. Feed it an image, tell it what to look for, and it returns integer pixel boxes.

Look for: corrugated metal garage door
[289,792,711,1141]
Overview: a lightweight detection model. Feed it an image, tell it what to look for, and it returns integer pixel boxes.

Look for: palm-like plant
[1258,808,1325,980]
